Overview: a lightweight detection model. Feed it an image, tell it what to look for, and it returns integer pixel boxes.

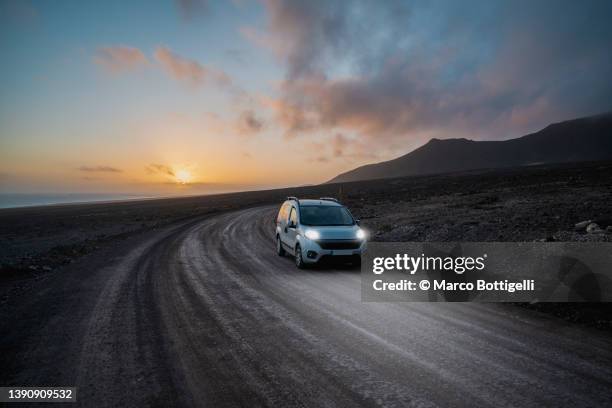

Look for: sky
[1,0,611,196]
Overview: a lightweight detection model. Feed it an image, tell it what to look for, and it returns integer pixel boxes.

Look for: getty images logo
[372,253,488,275]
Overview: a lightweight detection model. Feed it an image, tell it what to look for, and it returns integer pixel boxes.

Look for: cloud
[93,46,148,74]
[303,133,377,164]
[305,155,329,163]
[250,0,413,81]
[146,163,175,177]
[254,0,612,147]
[154,47,230,87]
[331,133,347,157]
[175,0,209,21]
[78,165,122,173]
[93,46,233,90]
[236,110,264,135]
[0,1,39,25]
[225,49,247,64]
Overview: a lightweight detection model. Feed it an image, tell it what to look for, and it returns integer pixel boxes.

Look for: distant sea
[0,193,153,209]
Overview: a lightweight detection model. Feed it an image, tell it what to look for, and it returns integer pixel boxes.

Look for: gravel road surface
[2,206,612,407]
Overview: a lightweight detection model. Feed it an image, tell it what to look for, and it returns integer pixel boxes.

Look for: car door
[285,206,298,252]
[277,203,289,241]
[277,202,287,230]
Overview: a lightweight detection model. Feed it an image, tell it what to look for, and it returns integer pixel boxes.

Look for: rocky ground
[1,160,611,327]
[342,161,612,243]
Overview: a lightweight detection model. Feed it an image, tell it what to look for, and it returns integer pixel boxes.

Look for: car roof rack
[319,197,339,203]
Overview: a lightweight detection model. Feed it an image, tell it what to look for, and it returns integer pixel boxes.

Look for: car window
[289,207,297,225]
[277,203,288,223]
[300,205,354,226]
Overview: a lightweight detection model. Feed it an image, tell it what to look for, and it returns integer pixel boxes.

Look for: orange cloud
[78,165,122,173]
[146,163,175,177]
[154,47,230,87]
[93,46,148,74]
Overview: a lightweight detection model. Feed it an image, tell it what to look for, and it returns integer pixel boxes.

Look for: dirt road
[2,206,612,407]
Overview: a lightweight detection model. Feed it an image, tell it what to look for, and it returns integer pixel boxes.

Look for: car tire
[295,244,306,269]
[352,256,362,268]
[276,235,286,256]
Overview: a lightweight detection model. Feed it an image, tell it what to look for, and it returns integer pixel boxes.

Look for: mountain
[327,112,612,183]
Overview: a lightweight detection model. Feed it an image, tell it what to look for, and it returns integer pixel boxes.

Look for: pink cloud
[93,46,148,74]
[154,47,230,88]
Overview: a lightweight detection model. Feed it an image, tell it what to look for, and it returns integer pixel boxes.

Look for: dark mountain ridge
[328,111,612,183]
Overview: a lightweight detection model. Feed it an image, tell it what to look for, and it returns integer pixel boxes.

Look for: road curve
[3,206,612,407]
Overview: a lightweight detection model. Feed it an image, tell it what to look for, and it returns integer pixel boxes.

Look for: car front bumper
[299,238,366,263]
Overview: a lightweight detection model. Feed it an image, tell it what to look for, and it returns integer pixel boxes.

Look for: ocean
[0,193,152,209]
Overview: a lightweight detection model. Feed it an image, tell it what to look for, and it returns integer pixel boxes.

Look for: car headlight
[304,229,320,240]
[356,228,366,240]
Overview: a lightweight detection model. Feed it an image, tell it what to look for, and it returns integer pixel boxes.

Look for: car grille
[316,239,362,250]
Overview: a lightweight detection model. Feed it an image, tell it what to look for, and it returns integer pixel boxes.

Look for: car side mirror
[355,219,360,226]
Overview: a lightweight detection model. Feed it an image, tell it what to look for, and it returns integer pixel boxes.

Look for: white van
[275,197,366,268]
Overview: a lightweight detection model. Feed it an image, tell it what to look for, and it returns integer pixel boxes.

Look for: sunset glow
[175,169,192,185]
[1,1,611,198]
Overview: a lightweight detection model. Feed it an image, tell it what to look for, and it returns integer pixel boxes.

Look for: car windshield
[299,205,354,226]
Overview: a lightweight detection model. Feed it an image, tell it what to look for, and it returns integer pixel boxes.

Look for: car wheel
[276,235,286,256]
[295,244,306,269]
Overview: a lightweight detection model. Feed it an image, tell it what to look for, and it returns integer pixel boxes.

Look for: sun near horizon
[174,169,192,185]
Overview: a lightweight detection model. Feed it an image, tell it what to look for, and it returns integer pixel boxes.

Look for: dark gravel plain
[1,161,612,407]
[1,160,611,326]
